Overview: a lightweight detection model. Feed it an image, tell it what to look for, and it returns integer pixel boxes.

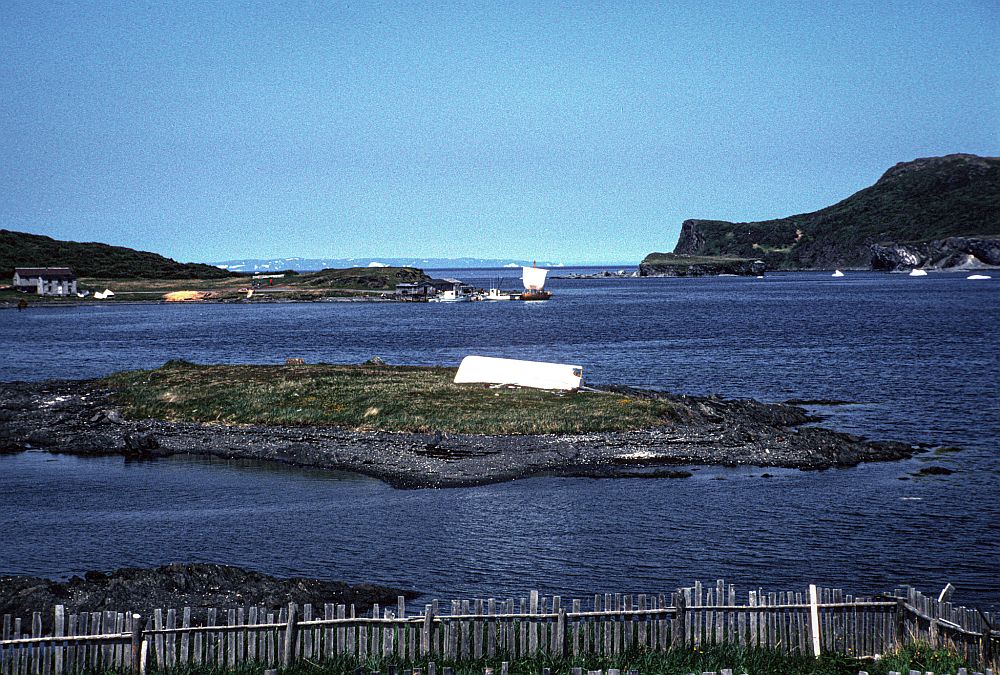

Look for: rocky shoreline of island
[0,563,418,632]
[0,378,923,488]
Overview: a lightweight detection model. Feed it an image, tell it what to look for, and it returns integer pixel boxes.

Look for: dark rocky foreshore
[0,563,418,632]
[0,379,921,488]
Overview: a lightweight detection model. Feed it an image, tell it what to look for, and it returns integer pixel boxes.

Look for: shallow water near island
[1,270,998,610]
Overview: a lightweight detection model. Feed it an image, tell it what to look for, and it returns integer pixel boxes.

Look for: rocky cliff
[870,236,1000,271]
[666,154,1000,270]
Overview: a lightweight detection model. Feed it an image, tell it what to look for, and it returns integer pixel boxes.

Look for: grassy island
[102,361,685,435]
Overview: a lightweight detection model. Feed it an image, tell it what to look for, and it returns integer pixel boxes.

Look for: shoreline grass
[101,361,686,435]
[68,644,976,675]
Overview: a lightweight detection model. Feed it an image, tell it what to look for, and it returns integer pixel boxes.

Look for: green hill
[291,266,430,290]
[666,154,1000,270]
[0,230,233,279]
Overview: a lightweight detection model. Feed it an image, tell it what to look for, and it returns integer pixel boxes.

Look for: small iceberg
[967,274,991,280]
[832,270,845,277]
[908,269,928,277]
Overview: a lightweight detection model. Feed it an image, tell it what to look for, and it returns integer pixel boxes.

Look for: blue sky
[1,1,997,264]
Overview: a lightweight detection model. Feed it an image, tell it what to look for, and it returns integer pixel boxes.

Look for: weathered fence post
[282,602,299,667]
[422,604,434,656]
[130,614,143,674]
[895,598,907,648]
[555,607,567,657]
[938,583,955,603]
[672,591,686,649]
[976,608,993,667]
[808,584,821,658]
[54,605,65,675]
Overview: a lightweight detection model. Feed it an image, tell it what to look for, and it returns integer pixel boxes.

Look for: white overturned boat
[454,355,582,391]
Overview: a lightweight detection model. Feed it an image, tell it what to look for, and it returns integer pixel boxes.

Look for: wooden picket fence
[1,581,997,675]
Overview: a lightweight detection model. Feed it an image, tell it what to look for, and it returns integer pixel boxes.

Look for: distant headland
[641,153,1000,276]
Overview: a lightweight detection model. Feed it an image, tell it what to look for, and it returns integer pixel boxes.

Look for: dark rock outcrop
[871,236,1000,271]
[0,563,418,633]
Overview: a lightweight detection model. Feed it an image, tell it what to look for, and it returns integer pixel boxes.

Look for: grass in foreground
[73,644,977,675]
[102,361,687,435]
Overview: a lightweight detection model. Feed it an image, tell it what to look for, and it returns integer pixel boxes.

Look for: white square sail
[521,266,548,290]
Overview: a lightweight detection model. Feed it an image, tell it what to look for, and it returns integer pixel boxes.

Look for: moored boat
[428,289,469,302]
[518,264,552,301]
[483,287,513,301]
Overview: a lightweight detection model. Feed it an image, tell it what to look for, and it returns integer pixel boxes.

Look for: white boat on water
[519,264,551,301]
[909,269,928,276]
[428,289,469,302]
[483,287,512,301]
[832,270,845,278]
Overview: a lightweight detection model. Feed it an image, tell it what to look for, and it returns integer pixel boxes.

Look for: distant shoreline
[0,295,399,310]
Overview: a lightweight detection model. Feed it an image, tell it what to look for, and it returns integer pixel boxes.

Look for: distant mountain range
[210,257,569,272]
[654,153,1000,271]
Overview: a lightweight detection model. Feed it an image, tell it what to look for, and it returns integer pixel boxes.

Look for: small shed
[13,267,78,296]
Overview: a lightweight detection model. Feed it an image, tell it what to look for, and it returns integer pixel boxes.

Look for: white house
[13,267,78,296]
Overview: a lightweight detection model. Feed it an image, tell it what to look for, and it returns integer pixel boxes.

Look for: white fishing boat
[483,287,512,301]
[519,264,551,301]
[428,289,469,302]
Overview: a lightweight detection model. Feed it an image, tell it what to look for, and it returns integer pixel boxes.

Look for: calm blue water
[1,270,998,610]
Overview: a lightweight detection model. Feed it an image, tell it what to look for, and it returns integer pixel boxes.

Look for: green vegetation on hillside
[668,154,1000,269]
[2,252,431,303]
[0,230,234,279]
[102,361,686,434]
[290,266,429,289]
[640,253,760,266]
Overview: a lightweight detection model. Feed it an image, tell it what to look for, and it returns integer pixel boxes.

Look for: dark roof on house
[14,267,76,280]
[427,278,467,290]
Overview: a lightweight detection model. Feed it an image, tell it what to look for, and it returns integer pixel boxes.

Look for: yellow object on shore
[164,291,206,302]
